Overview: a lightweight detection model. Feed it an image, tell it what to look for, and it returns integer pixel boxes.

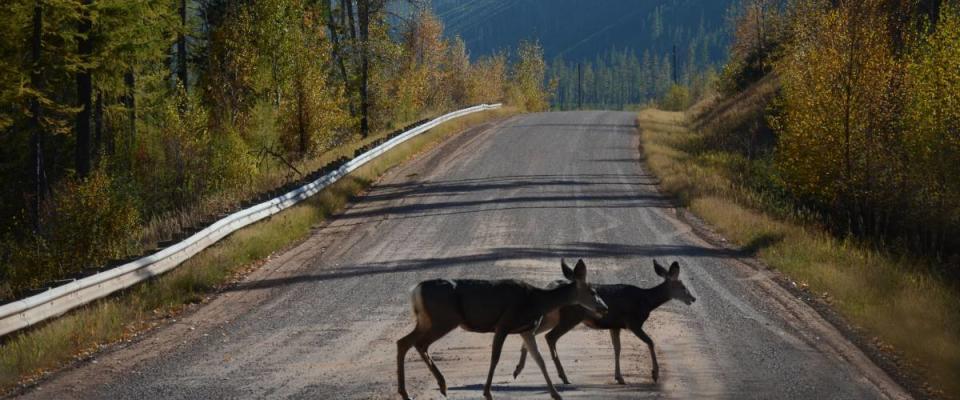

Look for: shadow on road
[361,174,660,202]
[339,193,673,220]
[502,122,637,133]
[223,239,782,293]
[447,382,658,394]
[334,174,670,223]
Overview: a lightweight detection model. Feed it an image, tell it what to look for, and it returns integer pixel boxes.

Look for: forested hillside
[0,1,548,301]
[432,0,734,108]
[677,0,959,395]
[712,0,957,263]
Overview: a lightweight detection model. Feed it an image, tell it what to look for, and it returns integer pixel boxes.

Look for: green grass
[638,108,960,399]
[0,107,517,393]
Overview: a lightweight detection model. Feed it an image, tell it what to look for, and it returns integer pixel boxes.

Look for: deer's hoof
[561,379,571,385]
[652,369,660,382]
[615,376,626,385]
[483,390,493,400]
[439,384,447,396]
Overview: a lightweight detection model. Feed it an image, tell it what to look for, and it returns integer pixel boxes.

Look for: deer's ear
[573,259,587,280]
[668,261,681,280]
[560,258,575,280]
[653,260,668,277]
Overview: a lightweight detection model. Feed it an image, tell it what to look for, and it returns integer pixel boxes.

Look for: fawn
[397,259,608,400]
[513,259,695,385]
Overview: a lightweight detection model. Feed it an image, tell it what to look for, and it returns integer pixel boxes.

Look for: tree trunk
[297,78,308,155]
[76,0,93,178]
[324,0,355,116]
[94,90,103,165]
[358,0,369,137]
[30,0,44,231]
[177,0,188,91]
[124,70,136,151]
[344,0,357,41]
[755,0,765,73]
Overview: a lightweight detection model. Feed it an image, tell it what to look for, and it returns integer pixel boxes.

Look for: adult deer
[513,259,695,385]
[396,259,608,400]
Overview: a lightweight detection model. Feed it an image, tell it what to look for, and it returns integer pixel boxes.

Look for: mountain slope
[432,0,732,63]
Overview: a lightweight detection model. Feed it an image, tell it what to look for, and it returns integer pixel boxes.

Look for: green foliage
[279,64,352,155]
[660,84,691,111]
[46,171,140,273]
[432,0,733,65]
[774,0,899,206]
[508,40,549,111]
[901,3,960,250]
[550,46,719,110]
[132,90,221,210]
[5,171,139,292]
[202,4,261,130]
[0,2,27,132]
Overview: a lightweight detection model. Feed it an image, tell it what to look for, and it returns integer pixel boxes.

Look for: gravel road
[17,111,909,400]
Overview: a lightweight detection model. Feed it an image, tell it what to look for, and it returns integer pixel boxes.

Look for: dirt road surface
[16,111,909,399]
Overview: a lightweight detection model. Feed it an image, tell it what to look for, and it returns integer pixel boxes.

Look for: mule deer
[513,259,695,385]
[396,259,608,400]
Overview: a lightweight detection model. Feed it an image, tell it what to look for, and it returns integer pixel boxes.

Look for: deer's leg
[521,330,562,400]
[610,328,625,384]
[512,345,527,379]
[415,323,457,396]
[544,316,579,385]
[483,329,508,400]
[397,328,424,400]
[628,322,659,382]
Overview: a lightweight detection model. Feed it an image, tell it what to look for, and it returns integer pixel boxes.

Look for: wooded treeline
[540,0,732,110]
[432,0,734,64]
[547,47,718,110]
[0,0,548,300]
[710,0,958,264]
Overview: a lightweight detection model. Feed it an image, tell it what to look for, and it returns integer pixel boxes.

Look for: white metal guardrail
[0,103,502,338]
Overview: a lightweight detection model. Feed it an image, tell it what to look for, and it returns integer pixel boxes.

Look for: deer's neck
[643,281,672,311]
[531,282,577,315]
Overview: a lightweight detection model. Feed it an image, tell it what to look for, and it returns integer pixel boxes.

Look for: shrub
[4,171,139,296]
[660,84,691,111]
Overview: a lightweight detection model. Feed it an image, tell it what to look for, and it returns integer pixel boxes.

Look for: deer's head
[653,260,696,305]
[561,258,608,315]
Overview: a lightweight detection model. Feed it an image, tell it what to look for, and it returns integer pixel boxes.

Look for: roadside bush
[46,171,140,273]
[507,41,549,111]
[901,4,960,255]
[132,90,212,214]
[660,84,691,111]
[3,171,139,297]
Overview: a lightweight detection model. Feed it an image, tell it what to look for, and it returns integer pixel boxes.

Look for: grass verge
[0,107,517,393]
[638,108,960,399]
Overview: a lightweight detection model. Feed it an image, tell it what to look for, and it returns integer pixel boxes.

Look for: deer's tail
[410,283,424,316]
[409,282,434,330]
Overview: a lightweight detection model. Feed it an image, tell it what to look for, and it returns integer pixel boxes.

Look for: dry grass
[0,107,517,394]
[638,108,960,399]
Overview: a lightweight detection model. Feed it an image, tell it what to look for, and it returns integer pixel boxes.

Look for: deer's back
[416,279,537,333]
